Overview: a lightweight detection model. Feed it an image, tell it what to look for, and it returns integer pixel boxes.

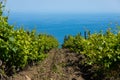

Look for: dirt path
[9,49,84,80]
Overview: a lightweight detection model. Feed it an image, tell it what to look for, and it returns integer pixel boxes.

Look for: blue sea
[8,13,120,45]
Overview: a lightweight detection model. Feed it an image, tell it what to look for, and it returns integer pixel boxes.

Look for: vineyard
[0,1,120,80]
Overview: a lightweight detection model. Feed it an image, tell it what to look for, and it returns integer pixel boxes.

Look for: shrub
[62,29,120,74]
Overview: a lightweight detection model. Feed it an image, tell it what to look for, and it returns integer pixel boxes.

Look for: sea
[8,13,120,45]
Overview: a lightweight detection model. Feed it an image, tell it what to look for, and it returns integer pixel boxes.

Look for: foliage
[63,34,84,53]
[63,30,120,72]
[0,27,59,75]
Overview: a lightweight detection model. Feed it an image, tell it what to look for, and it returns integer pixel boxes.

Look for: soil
[8,49,85,80]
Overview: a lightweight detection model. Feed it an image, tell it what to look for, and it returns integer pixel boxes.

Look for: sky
[6,0,120,14]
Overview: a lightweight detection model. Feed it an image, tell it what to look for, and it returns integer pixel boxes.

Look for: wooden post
[84,31,87,39]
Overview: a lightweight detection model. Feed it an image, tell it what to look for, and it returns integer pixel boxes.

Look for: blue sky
[6,0,120,14]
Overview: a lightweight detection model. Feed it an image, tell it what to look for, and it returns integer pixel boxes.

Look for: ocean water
[8,13,120,45]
